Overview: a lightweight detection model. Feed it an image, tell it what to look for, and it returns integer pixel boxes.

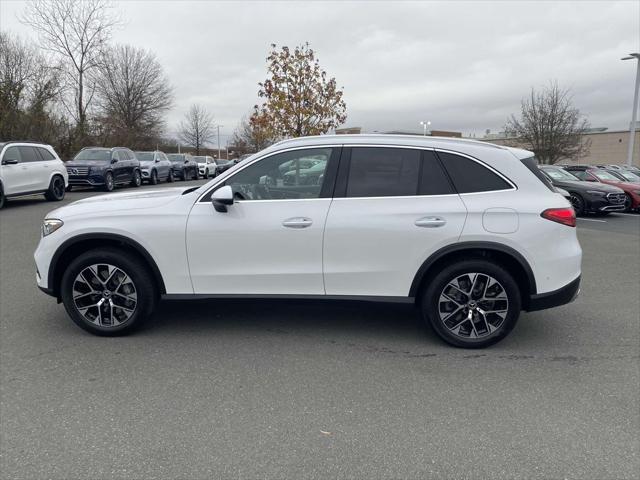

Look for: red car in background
[563,166,640,212]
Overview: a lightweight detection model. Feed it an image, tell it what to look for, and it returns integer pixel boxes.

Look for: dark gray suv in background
[65,147,142,192]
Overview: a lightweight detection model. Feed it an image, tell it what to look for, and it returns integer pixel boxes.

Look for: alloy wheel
[569,194,584,215]
[438,272,509,339]
[72,264,137,327]
[53,177,65,199]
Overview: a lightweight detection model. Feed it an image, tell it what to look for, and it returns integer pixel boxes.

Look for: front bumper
[67,176,106,186]
[527,275,581,312]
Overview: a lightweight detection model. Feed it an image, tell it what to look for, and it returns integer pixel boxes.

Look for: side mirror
[1,159,18,165]
[212,185,234,213]
[111,157,118,163]
[155,157,160,163]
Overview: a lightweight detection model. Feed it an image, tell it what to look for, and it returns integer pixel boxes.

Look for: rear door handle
[282,217,313,229]
[415,216,446,228]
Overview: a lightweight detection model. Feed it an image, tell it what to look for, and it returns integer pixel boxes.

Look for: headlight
[586,190,606,196]
[42,218,64,236]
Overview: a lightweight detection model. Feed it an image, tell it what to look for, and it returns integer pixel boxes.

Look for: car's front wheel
[0,184,5,209]
[103,172,114,192]
[44,175,66,201]
[421,259,521,348]
[60,248,157,336]
[569,193,585,216]
[203,169,209,179]
[150,169,158,185]
[167,170,174,183]
[623,193,633,213]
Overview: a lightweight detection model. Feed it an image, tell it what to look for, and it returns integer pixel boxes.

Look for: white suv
[0,141,68,209]
[194,155,217,179]
[34,135,581,348]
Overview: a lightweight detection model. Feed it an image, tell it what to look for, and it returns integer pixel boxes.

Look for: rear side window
[520,156,554,191]
[37,147,55,161]
[346,147,420,197]
[18,146,42,163]
[420,150,455,195]
[438,152,512,193]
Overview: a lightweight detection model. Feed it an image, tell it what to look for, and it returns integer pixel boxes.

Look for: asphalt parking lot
[1,183,638,479]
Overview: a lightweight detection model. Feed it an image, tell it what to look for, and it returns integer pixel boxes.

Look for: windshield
[542,167,580,181]
[167,154,185,161]
[592,170,620,182]
[619,171,640,182]
[74,149,111,162]
[135,152,155,161]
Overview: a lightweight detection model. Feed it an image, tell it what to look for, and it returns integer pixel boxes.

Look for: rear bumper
[527,275,581,312]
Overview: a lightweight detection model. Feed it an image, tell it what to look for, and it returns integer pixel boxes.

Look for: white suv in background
[0,141,68,209]
[34,135,582,348]
[194,155,217,179]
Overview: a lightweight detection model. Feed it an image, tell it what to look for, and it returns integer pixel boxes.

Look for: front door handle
[282,217,313,229]
[415,216,446,228]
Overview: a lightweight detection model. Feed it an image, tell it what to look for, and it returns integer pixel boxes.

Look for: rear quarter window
[438,152,512,193]
[520,156,555,191]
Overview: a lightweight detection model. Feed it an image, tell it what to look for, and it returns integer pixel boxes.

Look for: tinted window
[226,148,332,200]
[520,156,554,191]
[420,150,455,195]
[439,152,511,193]
[18,146,41,163]
[567,170,588,180]
[3,146,21,162]
[37,147,56,161]
[347,147,420,197]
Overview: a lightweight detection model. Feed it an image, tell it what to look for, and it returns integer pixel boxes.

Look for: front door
[186,147,339,295]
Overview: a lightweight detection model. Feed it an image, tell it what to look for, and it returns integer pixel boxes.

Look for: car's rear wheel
[167,170,174,183]
[150,169,158,185]
[44,175,66,201]
[623,193,633,213]
[569,193,585,216]
[421,259,521,348]
[61,249,157,336]
[131,170,142,187]
[103,172,114,192]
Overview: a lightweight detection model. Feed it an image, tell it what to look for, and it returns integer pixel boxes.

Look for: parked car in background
[621,165,640,173]
[135,151,174,184]
[563,166,640,212]
[539,165,625,215]
[66,147,141,192]
[35,135,582,348]
[0,141,68,209]
[215,159,235,175]
[603,169,640,184]
[194,156,216,178]
[167,153,199,180]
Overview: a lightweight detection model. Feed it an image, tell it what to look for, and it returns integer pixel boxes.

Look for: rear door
[17,146,46,192]
[323,146,468,297]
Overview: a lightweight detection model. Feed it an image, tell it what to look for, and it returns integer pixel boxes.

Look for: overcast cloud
[1,0,638,145]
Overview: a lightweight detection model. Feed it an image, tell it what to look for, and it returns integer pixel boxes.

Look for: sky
[1,0,639,146]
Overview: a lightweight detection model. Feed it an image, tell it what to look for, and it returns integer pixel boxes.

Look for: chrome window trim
[196,143,517,203]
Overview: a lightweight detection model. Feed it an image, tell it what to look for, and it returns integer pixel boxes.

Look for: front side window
[3,146,21,162]
[346,147,420,197]
[439,152,512,193]
[226,148,332,200]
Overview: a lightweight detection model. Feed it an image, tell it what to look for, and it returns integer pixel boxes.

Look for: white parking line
[613,213,639,217]
[577,218,607,223]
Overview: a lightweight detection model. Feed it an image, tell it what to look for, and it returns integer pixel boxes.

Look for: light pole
[420,120,431,136]
[217,125,223,159]
[622,53,640,167]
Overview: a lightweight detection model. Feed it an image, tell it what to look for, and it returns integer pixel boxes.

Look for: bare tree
[178,105,215,155]
[93,45,173,148]
[505,82,590,164]
[230,112,277,154]
[20,0,121,136]
[0,31,65,142]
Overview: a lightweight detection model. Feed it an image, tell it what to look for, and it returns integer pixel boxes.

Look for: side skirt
[162,294,415,304]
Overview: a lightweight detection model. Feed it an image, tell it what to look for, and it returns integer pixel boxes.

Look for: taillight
[541,208,576,227]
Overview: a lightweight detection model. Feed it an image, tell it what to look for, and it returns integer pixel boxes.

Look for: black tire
[131,169,142,187]
[623,193,633,213]
[66,185,73,192]
[103,172,114,192]
[192,168,199,180]
[60,248,157,336]
[44,175,66,201]
[203,169,209,179]
[167,169,174,183]
[150,169,159,185]
[421,259,522,348]
[0,183,5,209]
[569,193,585,216]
